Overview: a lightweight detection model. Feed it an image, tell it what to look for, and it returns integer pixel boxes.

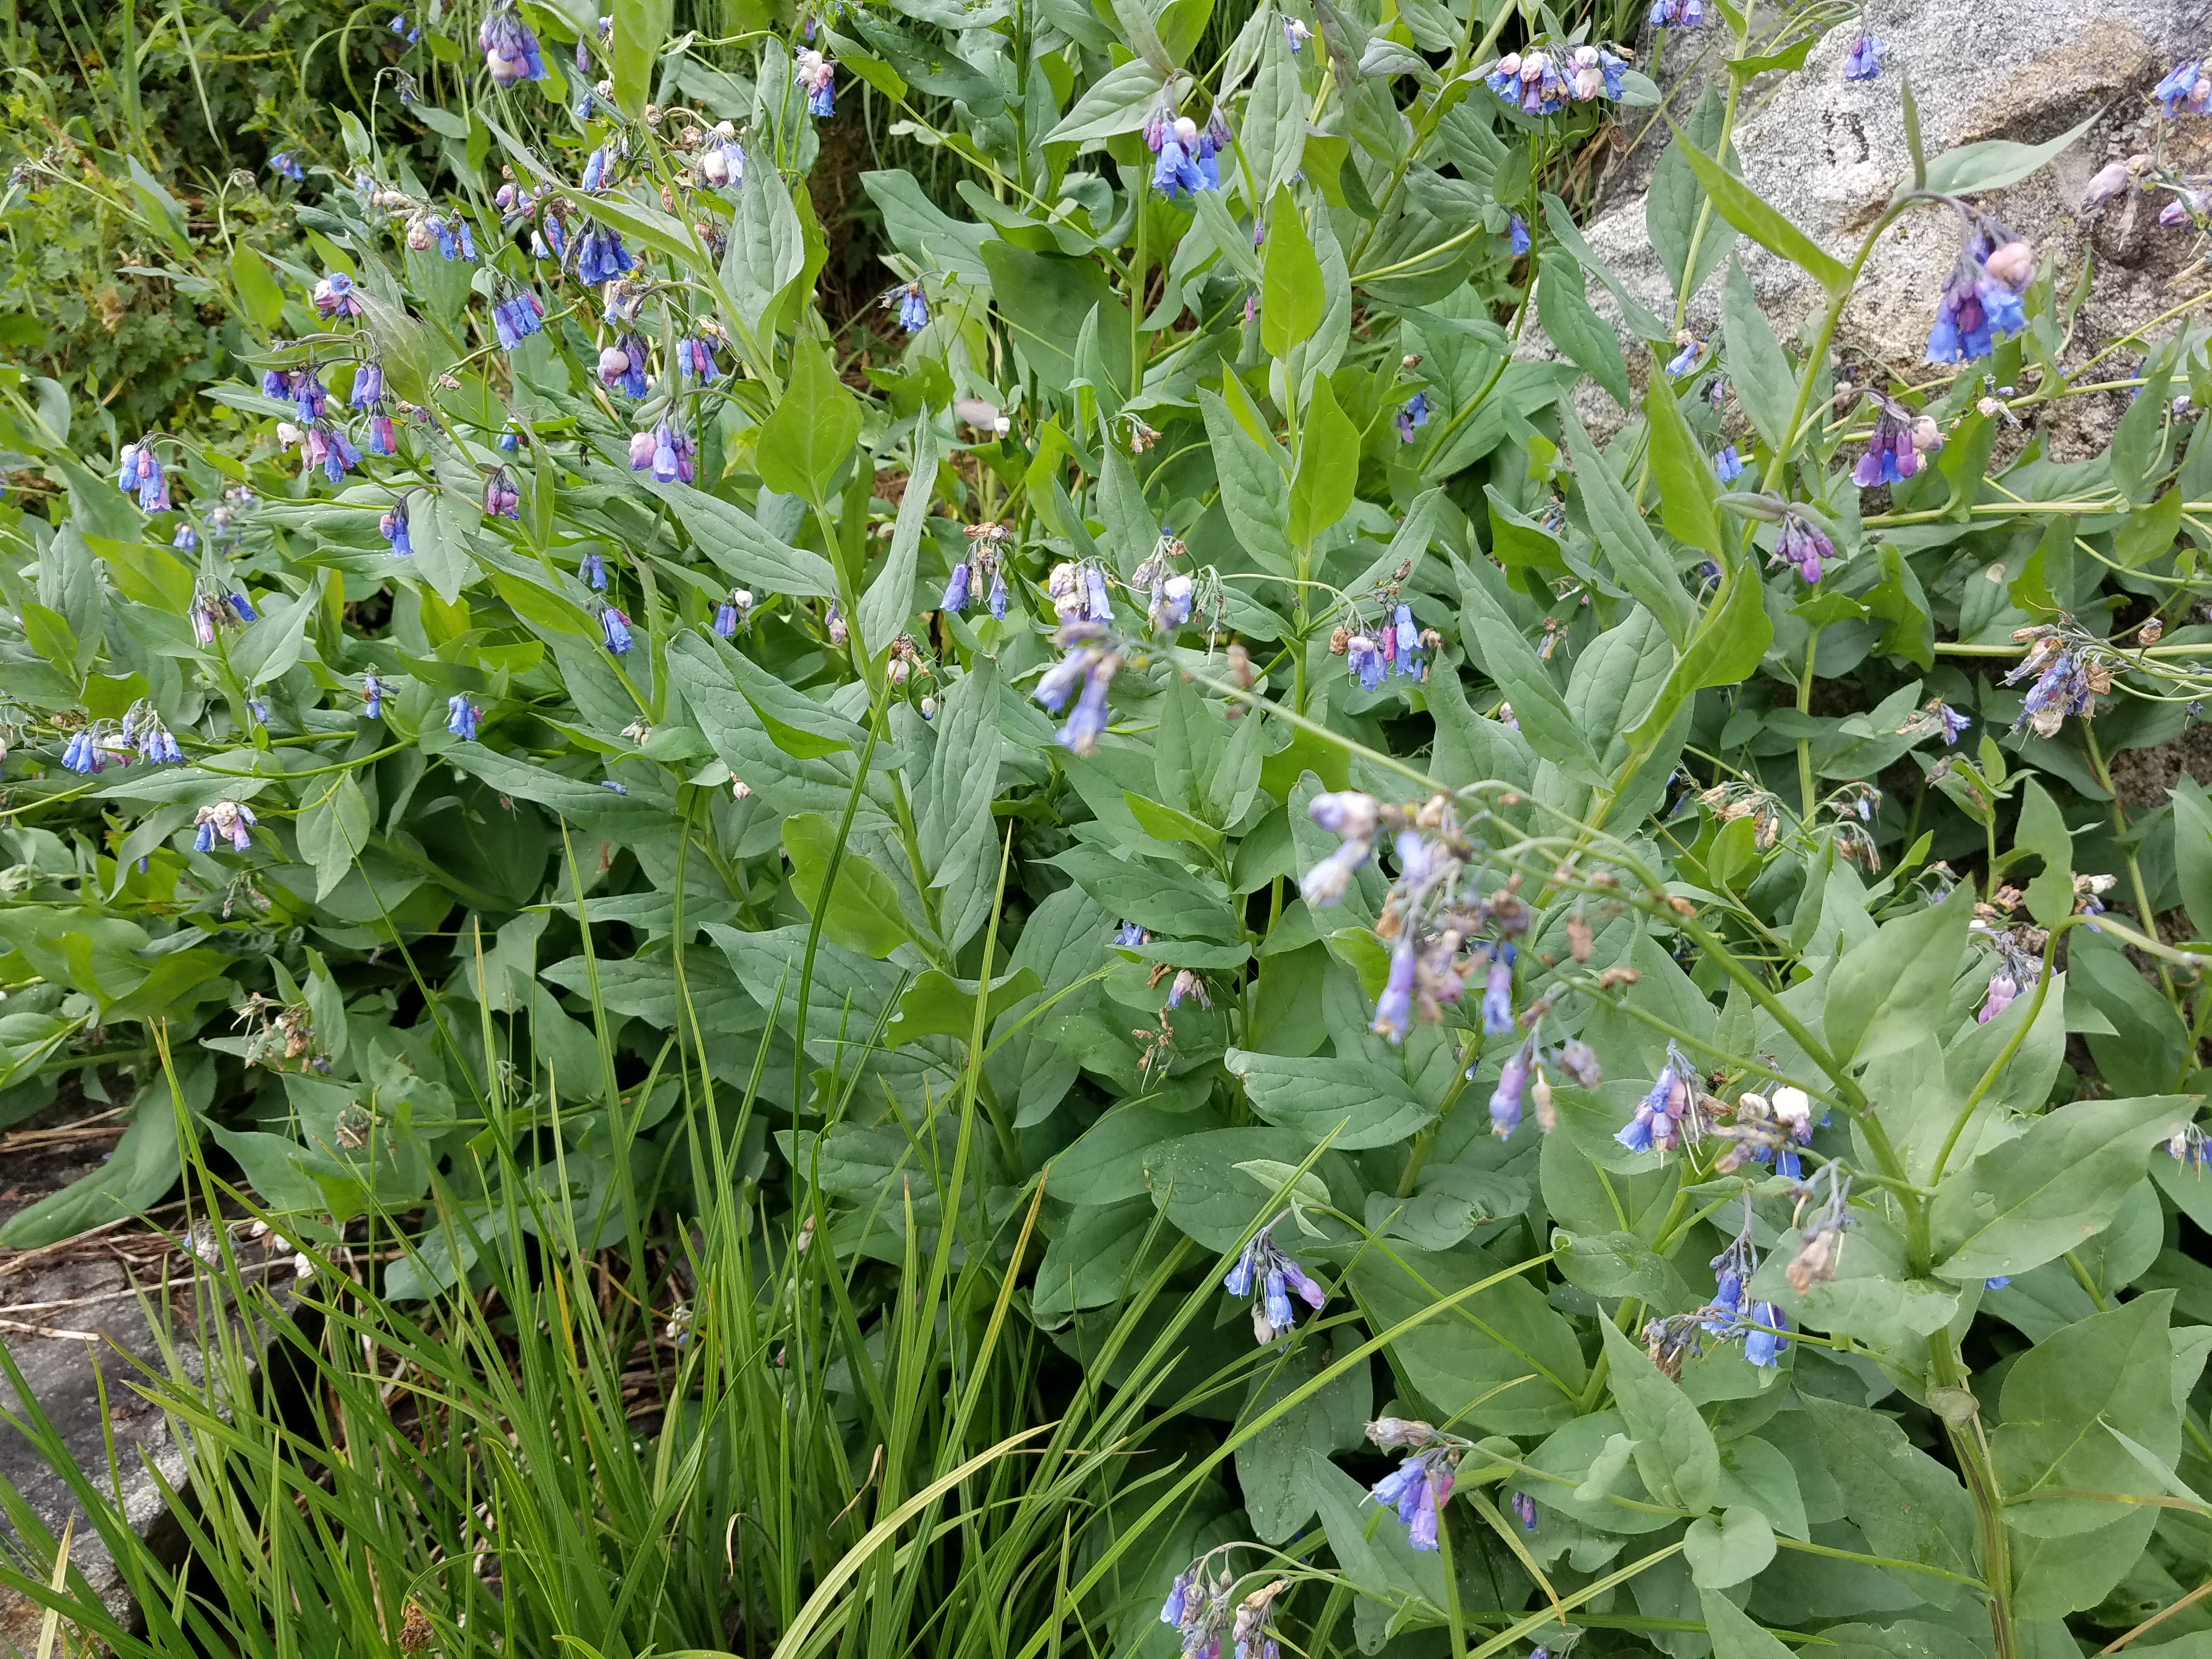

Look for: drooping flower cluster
[380,497,413,556]
[882,280,930,334]
[1364,1418,1469,1551]
[1702,1203,1784,1368]
[189,581,258,646]
[194,799,259,853]
[599,334,650,397]
[116,439,171,512]
[1926,217,2035,363]
[1477,42,1629,114]
[1146,104,1229,199]
[1161,1555,1288,1659]
[1034,621,1119,755]
[269,151,307,183]
[1616,1041,1706,1155]
[1396,392,1429,442]
[1222,1217,1326,1343]
[446,694,482,741]
[2156,60,2211,119]
[492,286,548,351]
[943,523,1011,619]
[2004,624,2108,738]
[1132,532,1199,634]
[478,5,546,85]
[1851,394,1943,486]
[696,125,745,189]
[597,603,634,654]
[1713,442,1744,483]
[484,469,521,519]
[795,48,837,117]
[629,421,697,484]
[715,588,754,637]
[1842,31,1883,81]
[1770,509,1837,583]
[2169,1121,2210,1174]
[1646,0,1701,24]
[1709,1084,1818,1178]
[1784,1160,1854,1293]
[312,270,365,319]
[572,224,635,286]
[1331,602,1434,691]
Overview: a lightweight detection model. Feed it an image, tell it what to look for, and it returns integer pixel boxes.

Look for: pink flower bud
[1982,240,2036,291]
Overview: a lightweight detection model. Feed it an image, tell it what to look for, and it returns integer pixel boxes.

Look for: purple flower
[1743,1302,1788,1367]
[484,470,520,519]
[1508,214,1530,256]
[1481,957,1514,1035]
[795,48,836,116]
[380,500,412,556]
[312,271,364,319]
[1713,443,1745,483]
[1283,16,1310,50]
[1114,921,1146,948]
[1843,32,1883,81]
[446,695,481,741]
[1927,232,2034,364]
[572,225,634,286]
[227,591,259,623]
[1646,0,1702,22]
[173,522,197,552]
[679,334,720,379]
[1396,392,1430,442]
[1772,511,1835,583]
[883,282,930,332]
[1374,934,1417,1040]
[1511,1491,1536,1532]
[1985,1276,2012,1291]
[1933,700,1970,743]
[1347,633,1383,692]
[1978,972,2018,1024]
[363,671,384,719]
[599,605,633,654]
[1853,404,1922,486]
[1666,336,1706,377]
[1490,1041,1530,1138]
[269,151,306,182]
[478,5,546,84]
[941,560,972,613]
[2156,61,2210,119]
[714,600,740,637]
[581,551,607,590]
[1058,655,1117,756]
[1224,1229,1327,1342]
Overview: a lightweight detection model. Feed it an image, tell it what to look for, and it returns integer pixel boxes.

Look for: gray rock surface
[1536,0,2212,450]
[0,1252,193,1656]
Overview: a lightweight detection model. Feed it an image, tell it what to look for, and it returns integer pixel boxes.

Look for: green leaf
[1551,1227,1688,1304]
[1725,33,1818,77]
[1993,1292,2178,1538]
[1049,843,1243,943]
[1223,1046,1436,1149]
[1684,1506,1776,1590]
[1261,187,1325,359]
[1822,881,1971,1068]
[2114,488,2182,568]
[1537,259,1630,410]
[1234,1346,1371,1543]
[1124,790,1225,854]
[1720,259,1794,453]
[1456,564,1604,785]
[2112,351,2174,505]
[1802,1395,1977,1605]
[858,424,938,659]
[0,1086,182,1248]
[229,245,286,329]
[1288,375,1359,547]
[1641,365,1723,560]
[1931,1093,2187,1282]
[1699,1589,1794,1658]
[1042,58,1165,145]
[612,0,673,119]
[230,571,325,689]
[297,773,374,902]
[1562,408,1693,646]
[1624,561,1774,748]
[18,602,78,675]
[757,343,861,505]
[1541,192,1669,342]
[1662,113,1852,294]
[1354,1242,1589,1435]
[783,811,913,958]
[2170,775,2212,941]
[2014,776,2075,929]
[1244,20,1307,202]
[724,153,808,340]
[1901,77,1926,188]
[1200,382,1294,573]
[1646,87,1738,303]
[980,240,1132,395]
[885,966,1042,1043]
[646,479,840,598]
[1598,1317,1719,1513]
[1921,110,2097,196]
[698,633,866,758]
